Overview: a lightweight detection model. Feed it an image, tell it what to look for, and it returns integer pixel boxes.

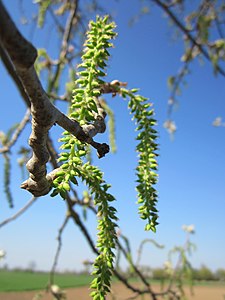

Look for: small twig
[2,152,13,207]
[167,58,190,119]
[64,197,157,297]
[46,134,59,169]
[48,0,78,93]
[48,7,64,35]
[136,238,164,267]
[100,80,127,95]
[67,198,158,298]
[116,239,153,293]
[215,16,225,39]
[0,41,30,107]
[152,0,225,77]
[47,93,68,102]
[113,268,153,297]
[66,198,98,255]
[0,109,31,154]
[0,196,37,228]
[49,215,70,285]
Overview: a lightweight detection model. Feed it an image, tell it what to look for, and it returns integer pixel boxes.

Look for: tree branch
[47,0,79,93]
[152,0,225,77]
[0,109,31,154]
[0,1,109,197]
[66,196,161,298]
[49,215,70,285]
[0,196,37,228]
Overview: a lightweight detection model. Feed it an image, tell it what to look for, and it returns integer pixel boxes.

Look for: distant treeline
[1,264,225,282]
[138,265,225,282]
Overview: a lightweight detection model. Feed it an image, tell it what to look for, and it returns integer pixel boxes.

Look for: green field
[0,270,92,292]
[1,270,224,294]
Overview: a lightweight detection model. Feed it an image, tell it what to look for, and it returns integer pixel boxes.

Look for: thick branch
[17,66,87,196]
[0,0,37,69]
[0,1,109,196]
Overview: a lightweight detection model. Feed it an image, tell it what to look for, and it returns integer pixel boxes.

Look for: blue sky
[0,0,225,273]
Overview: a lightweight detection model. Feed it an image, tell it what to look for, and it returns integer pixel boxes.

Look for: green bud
[62,182,70,191]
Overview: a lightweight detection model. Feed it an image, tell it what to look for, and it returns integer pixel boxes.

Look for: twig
[46,134,59,169]
[0,196,37,228]
[167,58,190,119]
[0,109,31,154]
[113,268,155,298]
[215,16,225,39]
[49,215,70,285]
[47,93,68,102]
[64,197,159,298]
[152,0,225,77]
[67,197,160,298]
[47,0,78,93]
[48,6,64,36]
[66,198,98,254]
[136,238,164,267]
[2,152,13,207]
[116,239,153,294]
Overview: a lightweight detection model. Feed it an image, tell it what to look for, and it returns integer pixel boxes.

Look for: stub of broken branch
[100,80,127,96]
[20,168,60,197]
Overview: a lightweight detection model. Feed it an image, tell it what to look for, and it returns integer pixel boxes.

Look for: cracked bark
[0,1,109,197]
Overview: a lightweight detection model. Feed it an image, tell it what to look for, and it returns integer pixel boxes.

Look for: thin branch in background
[67,197,159,297]
[152,0,225,77]
[48,6,64,35]
[47,134,60,169]
[69,195,156,297]
[67,194,160,298]
[66,198,98,255]
[64,198,156,298]
[47,0,79,93]
[49,215,70,285]
[166,230,194,293]
[47,93,68,102]
[3,152,13,208]
[136,238,164,267]
[215,16,225,39]
[0,109,31,154]
[74,201,158,297]
[0,109,30,207]
[166,59,190,120]
[0,196,37,229]
[116,238,154,296]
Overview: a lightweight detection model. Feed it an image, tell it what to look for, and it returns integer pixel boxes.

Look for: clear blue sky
[0,1,225,273]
